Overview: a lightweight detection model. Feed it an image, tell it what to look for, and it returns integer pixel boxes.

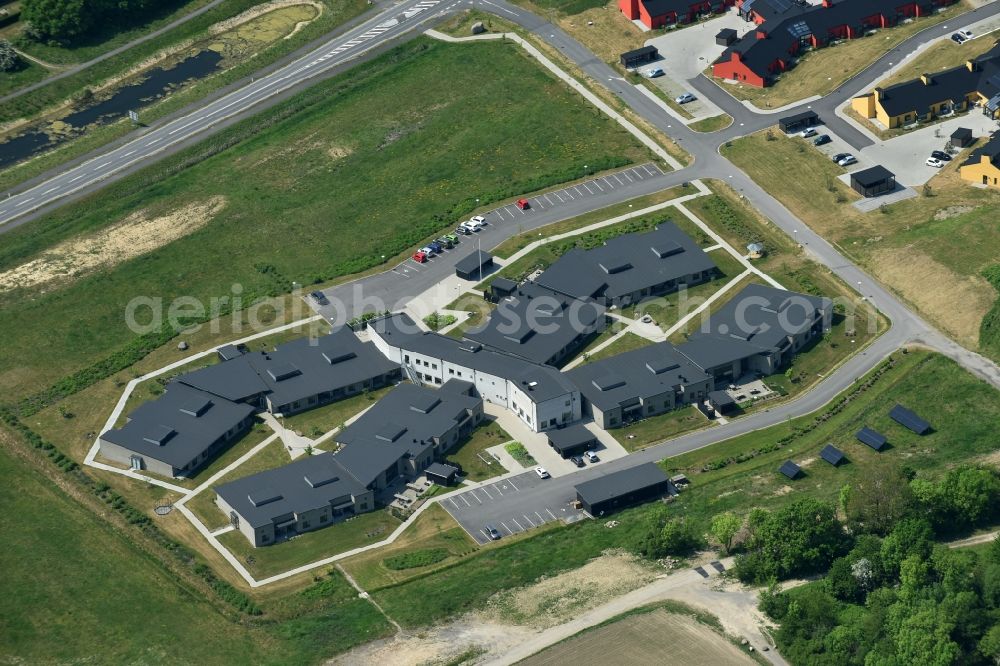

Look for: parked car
[535,467,550,479]
[443,233,459,244]
[832,152,851,163]
[420,246,436,256]
[951,32,966,44]
[515,198,530,210]
[435,237,453,249]
[926,157,944,168]
[485,525,501,540]
[570,455,585,468]
[470,215,487,225]
[960,29,973,40]
[310,291,328,304]
[644,67,663,78]
[427,240,444,253]
[837,155,857,167]
[675,92,696,104]
[412,251,428,263]
[813,134,831,146]
[584,451,600,463]
[455,226,471,236]
[930,150,952,162]
[461,220,482,232]
[799,127,818,138]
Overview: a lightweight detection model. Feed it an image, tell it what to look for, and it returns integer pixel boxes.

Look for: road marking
[95,162,111,170]
[553,191,565,203]
[122,150,136,157]
[147,138,161,145]
[574,185,584,196]
[561,189,574,200]
[470,491,483,504]
[14,197,34,207]
[603,177,615,189]
[535,511,545,523]
[614,174,625,185]
[522,514,535,527]
[546,508,557,520]
[460,494,471,507]
[584,182,595,194]
[508,478,519,491]
[544,193,556,205]
[480,486,493,500]
[621,171,634,182]
[534,199,546,209]
[449,497,460,509]
[491,483,504,496]
[512,517,525,530]
[643,164,657,176]
[42,187,57,195]
[592,179,604,191]
[69,174,85,183]
[500,521,514,534]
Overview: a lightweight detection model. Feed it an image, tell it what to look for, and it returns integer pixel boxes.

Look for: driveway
[644,10,751,81]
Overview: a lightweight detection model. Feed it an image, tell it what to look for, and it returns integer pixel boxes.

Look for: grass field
[278,387,391,439]
[688,114,733,133]
[880,35,996,89]
[612,405,710,452]
[719,2,968,109]
[522,605,757,665]
[0,441,393,663]
[660,350,1000,528]
[585,331,654,362]
[445,420,512,481]
[0,37,646,404]
[722,131,1000,357]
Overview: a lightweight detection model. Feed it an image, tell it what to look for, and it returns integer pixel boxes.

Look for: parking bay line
[508,478,519,491]
[592,179,604,192]
[470,491,483,504]
[511,517,525,530]
[522,514,535,527]
[546,508,557,520]
[500,521,514,535]
[535,511,545,523]
[479,486,494,500]
[583,182,595,194]
[460,494,472,507]
[490,483,504,496]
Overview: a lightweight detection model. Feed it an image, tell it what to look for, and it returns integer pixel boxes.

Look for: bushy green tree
[710,511,742,554]
[0,40,20,71]
[20,0,94,40]
[845,460,914,535]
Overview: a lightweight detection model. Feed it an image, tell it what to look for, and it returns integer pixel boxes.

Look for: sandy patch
[799,457,816,467]
[933,205,974,221]
[479,551,658,629]
[327,145,354,161]
[209,0,323,35]
[0,196,227,294]
[869,246,993,347]
[772,485,793,497]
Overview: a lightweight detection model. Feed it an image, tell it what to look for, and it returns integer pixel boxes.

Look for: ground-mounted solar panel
[779,460,802,479]
[856,427,887,451]
[889,404,931,435]
[820,444,845,466]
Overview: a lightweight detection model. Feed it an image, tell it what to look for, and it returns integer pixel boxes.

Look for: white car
[461,219,482,231]
[420,246,436,256]
[535,467,550,479]
[926,157,944,168]
[799,127,817,138]
[644,67,664,78]
[675,92,696,104]
[584,451,599,463]
[960,29,973,40]
[837,154,857,167]
[470,215,486,225]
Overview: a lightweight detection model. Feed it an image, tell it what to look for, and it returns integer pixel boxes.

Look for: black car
[951,32,965,44]
[570,455,585,468]
[813,134,831,146]
[832,153,850,163]
[930,150,952,162]
[310,291,329,305]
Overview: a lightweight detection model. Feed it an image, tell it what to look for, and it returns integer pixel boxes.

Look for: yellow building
[852,45,1000,129]
[959,134,1000,189]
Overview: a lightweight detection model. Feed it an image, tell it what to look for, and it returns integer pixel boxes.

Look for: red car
[412,251,428,263]
[516,198,530,210]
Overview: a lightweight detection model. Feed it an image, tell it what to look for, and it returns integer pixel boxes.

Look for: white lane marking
[42,187,57,195]
[491,483,504,496]
[535,511,545,523]
[522,514,536,527]
[621,171,634,182]
[544,193,556,205]
[574,185,584,196]
[449,497,460,509]
[512,517,525,530]
[122,150,136,157]
[147,137,161,145]
[500,521,514,535]
[69,174,85,183]
[470,491,483,504]
[643,163,657,176]
[508,478,519,491]
[14,197,34,207]
[614,174,625,185]
[461,494,471,507]
[546,508,557,520]
[603,177,615,189]
[584,182,595,194]
[95,161,111,170]
[480,486,494,500]
[592,179,604,191]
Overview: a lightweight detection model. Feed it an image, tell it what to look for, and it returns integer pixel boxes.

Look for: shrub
[383,548,449,570]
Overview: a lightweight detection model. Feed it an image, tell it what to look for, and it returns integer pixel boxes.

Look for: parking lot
[442,470,585,545]
[402,162,665,269]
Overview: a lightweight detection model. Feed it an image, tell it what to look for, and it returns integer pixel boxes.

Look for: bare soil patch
[0,196,227,294]
[870,246,993,348]
[933,205,974,221]
[479,550,658,629]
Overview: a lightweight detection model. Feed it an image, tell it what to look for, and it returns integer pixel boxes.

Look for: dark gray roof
[567,342,709,412]
[574,462,671,505]
[214,452,367,529]
[820,444,844,466]
[491,277,518,294]
[534,224,717,301]
[952,127,973,140]
[856,427,887,451]
[217,344,247,361]
[464,282,605,364]
[179,327,398,410]
[851,165,895,188]
[455,250,493,275]
[425,462,459,480]
[676,284,830,370]
[779,109,818,127]
[101,383,254,468]
[889,404,931,435]
[333,383,480,486]
[708,390,736,407]
[962,132,1000,168]
[370,313,579,403]
[546,423,596,448]
[621,45,658,59]
[779,460,801,479]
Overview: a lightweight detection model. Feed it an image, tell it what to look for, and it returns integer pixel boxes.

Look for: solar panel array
[787,20,812,38]
[889,404,931,435]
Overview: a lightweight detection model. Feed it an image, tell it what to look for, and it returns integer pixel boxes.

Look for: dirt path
[949,530,999,549]
[329,554,790,666]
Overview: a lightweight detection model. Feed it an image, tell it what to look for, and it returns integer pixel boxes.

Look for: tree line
[20,0,178,43]
[630,461,1000,664]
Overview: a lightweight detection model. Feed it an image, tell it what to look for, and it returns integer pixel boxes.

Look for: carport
[426,462,460,486]
[850,165,896,198]
[455,250,494,281]
[547,424,596,459]
[778,110,819,134]
[620,45,658,69]
[574,463,674,516]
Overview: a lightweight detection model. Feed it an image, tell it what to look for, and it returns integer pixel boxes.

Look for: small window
[302,521,310,529]
[320,515,328,523]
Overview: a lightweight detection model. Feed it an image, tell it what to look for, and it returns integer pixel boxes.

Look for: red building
[715,0,958,88]
[619,0,735,30]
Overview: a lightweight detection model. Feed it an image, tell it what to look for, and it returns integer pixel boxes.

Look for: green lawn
[688,114,733,133]
[445,420,512,481]
[0,443,392,663]
[278,387,392,439]
[219,509,404,579]
[612,406,711,452]
[0,58,50,96]
[586,331,654,362]
[0,37,646,403]
[659,350,1000,528]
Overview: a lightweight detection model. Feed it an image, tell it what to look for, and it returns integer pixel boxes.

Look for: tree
[20,0,95,41]
[845,460,914,535]
[979,624,1000,664]
[913,466,1000,535]
[825,556,862,602]
[710,512,742,554]
[0,40,20,72]
[633,507,702,558]
[881,518,933,575]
